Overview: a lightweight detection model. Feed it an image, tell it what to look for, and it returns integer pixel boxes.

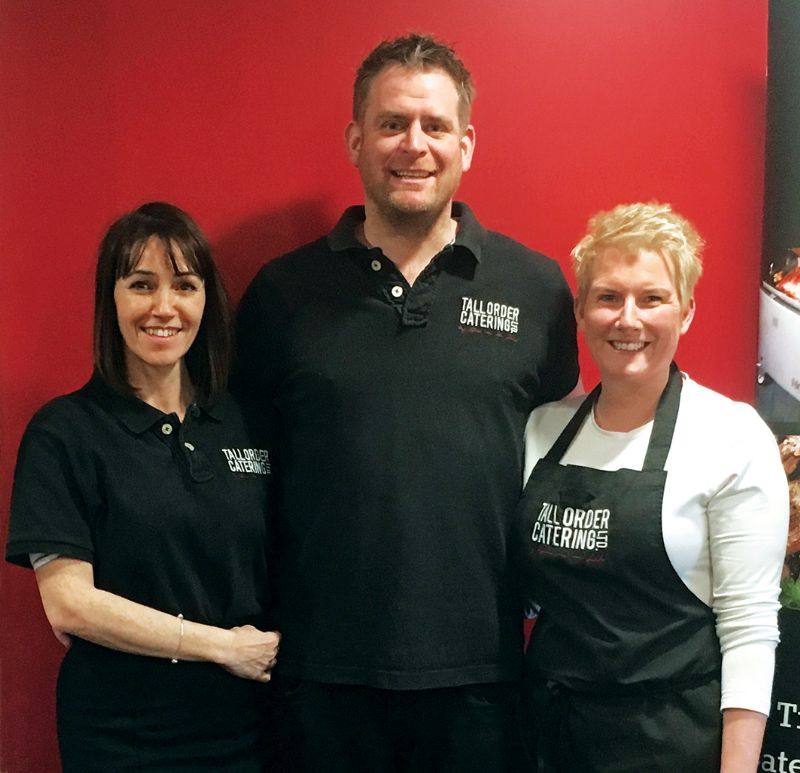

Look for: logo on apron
[531,501,610,561]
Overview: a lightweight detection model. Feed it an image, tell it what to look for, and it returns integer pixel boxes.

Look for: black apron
[516,365,722,772]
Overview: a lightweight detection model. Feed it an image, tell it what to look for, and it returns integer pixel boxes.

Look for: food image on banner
[758,251,800,426]
[778,437,800,608]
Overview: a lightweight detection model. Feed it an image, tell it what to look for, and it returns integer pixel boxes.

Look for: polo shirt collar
[85,374,222,434]
[326,201,486,263]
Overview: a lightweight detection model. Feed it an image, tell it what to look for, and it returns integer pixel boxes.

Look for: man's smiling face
[345,65,475,224]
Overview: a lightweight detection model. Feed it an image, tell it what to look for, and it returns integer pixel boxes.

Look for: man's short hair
[571,202,704,312]
[353,33,475,130]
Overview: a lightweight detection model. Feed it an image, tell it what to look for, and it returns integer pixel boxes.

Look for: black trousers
[264,677,517,773]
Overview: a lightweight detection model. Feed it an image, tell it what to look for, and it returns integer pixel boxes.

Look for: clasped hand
[222,625,281,682]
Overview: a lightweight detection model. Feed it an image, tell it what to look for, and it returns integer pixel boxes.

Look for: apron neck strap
[544,363,683,472]
[641,362,683,471]
[544,384,600,462]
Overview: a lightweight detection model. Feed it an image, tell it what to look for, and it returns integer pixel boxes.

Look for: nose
[400,122,426,154]
[615,297,641,330]
[152,288,177,317]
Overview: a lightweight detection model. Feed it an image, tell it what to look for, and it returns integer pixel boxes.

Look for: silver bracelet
[171,614,185,664]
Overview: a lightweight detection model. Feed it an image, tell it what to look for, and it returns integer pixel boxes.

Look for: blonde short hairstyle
[571,202,704,311]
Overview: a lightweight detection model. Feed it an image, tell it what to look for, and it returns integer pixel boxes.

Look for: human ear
[345,121,363,166]
[460,124,476,172]
[680,297,696,335]
[574,295,586,332]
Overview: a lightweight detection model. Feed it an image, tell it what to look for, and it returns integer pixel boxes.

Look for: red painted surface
[0,1,767,768]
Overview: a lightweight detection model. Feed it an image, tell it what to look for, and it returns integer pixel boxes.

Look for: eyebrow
[125,269,202,279]
[376,111,454,126]
[591,281,672,290]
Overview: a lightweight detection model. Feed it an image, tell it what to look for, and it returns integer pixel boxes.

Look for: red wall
[0,1,767,768]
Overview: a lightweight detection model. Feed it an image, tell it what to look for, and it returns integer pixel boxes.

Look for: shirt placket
[364,247,449,328]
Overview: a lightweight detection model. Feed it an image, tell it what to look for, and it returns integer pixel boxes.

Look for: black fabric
[57,641,267,772]
[517,675,721,773]
[263,677,517,773]
[234,202,579,689]
[515,366,722,770]
[6,376,274,767]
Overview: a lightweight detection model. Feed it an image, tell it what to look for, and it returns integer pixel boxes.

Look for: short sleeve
[540,263,580,405]
[6,419,96,568]
[232,266,291,406]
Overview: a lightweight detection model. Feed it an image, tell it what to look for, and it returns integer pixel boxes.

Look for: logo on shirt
[459,296,519,340]
[531,502,609,553]
[221,448,271,476]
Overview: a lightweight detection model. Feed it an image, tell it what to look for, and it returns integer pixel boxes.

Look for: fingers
[222,660,273,682]
[237,655,275,683]
[263,630,280,671]
[253,648,279,683]
[222,626,282,681]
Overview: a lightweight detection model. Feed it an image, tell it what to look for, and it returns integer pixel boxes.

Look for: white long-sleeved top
[523,374,789,715]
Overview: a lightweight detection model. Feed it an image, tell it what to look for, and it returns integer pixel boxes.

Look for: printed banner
[758,2,800,769]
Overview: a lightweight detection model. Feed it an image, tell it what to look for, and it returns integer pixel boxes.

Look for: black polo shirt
[7,376,272,630]
[235,202,579,689]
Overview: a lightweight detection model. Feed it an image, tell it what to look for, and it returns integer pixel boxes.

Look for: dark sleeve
[231,267,290,408]
[539,260,580,405]
[6,419,96,568]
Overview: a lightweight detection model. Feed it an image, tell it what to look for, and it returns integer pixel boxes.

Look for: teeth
[612,341,645,351]
[393,170,431,178]
[144,328,177,337]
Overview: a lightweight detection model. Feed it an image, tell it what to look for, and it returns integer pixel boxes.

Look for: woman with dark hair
[6,202,278,771]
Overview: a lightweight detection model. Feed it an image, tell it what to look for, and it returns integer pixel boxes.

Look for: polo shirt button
[391,285,403,298]
[161,423,173,436]
[370,259,381,272]
[184,442,195,451]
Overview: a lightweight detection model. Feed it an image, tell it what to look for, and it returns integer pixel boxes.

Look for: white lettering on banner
[760,751,800,771]
[531,502,609,551]
[760,698,800,771]
[221,448,271,475]
[459,296,520,339]
[776,702,800,729]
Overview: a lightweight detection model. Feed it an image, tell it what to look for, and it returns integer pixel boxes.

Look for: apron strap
[544,362,683,472]
[642,362,683,471]
[543,384,600,462]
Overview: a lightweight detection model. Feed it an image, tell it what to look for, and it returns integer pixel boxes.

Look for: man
[236,33,579,772]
